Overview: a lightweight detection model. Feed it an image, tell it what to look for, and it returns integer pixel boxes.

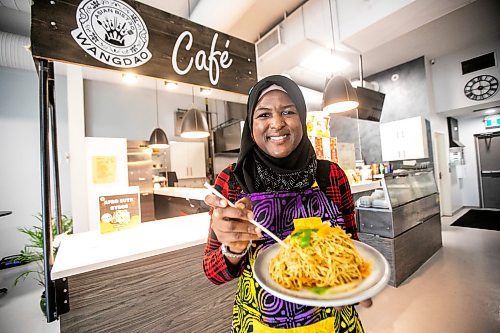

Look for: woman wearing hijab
[203,75,369,332]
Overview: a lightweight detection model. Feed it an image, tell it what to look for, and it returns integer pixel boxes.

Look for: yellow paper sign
[92,156,117,184]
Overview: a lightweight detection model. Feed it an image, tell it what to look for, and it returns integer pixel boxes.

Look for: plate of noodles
[253,217,390,307]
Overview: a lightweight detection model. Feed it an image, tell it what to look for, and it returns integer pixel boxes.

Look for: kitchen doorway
[433,132,452,216]
[475,131,500,209]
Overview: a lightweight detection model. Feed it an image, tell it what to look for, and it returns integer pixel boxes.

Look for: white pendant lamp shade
[322,75,359,113]
[180,107,210,138]
[149,128,169,148]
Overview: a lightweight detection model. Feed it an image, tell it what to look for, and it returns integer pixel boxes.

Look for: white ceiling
[357,0,500,79]
[0,0,499,102]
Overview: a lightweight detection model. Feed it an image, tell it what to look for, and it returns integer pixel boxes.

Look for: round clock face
[464,75,498,101]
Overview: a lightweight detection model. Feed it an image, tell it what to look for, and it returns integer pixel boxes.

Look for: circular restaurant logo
[71,0,152,68]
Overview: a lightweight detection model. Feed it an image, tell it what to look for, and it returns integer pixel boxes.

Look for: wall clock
[464,74,498,101]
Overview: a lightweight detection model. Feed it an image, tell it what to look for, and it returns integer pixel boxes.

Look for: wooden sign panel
[31,0,257,95]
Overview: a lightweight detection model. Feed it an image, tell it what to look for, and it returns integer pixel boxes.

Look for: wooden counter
[53,213,237,332]
[60,244,237,333]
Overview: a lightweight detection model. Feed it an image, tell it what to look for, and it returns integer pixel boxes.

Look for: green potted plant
[14,214,73,315]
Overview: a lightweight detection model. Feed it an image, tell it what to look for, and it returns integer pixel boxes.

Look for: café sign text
[172,31,233,86]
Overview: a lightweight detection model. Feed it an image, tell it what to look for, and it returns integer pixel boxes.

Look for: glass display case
[356,169,442,287]
[384,170,438,209]
[357,169,439,238]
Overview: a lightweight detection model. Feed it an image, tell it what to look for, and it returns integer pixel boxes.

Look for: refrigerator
[476,131,500,209]
[127,140,155,221]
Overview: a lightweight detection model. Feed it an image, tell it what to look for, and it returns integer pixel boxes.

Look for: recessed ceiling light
[200,87,212,96]
[122,73,138,84]
[164,81,178,90]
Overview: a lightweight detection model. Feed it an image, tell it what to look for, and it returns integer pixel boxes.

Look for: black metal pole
[48,62,63,235]
[205,98,215,184]
[38,58,57,322]
[359,54,364,88]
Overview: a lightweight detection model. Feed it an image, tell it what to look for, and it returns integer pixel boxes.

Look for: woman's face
[252,90,303,158]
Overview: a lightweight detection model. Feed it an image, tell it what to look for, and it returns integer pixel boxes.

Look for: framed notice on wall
[98,190,141,234]
[92,156,117,184]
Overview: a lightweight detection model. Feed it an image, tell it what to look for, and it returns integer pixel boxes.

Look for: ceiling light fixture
[200,87,212,96]
[180,87,210,138]
[164,81,178,90]
[122,73,138,84]
[485,109,496,114]
[148,81,169,149]
[322,0,358,113]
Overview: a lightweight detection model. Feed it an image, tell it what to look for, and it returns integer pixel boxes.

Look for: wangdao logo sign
[71,0,152,68]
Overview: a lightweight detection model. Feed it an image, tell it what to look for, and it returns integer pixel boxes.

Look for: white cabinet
[380,116,429,161]
[169,142,206,179]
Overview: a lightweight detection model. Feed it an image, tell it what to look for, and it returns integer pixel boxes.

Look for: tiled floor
[357,208,500,333]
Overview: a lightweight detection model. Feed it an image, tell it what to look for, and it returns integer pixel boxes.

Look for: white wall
[424,57,461,215]
[428,37,500,211]
[431,37,500,114]
[0,66,72,259]
[456,115,498,207]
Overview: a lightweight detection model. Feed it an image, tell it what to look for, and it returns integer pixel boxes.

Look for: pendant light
[322,0,359,113]
[180,87,210,138]
[148,81,169,148]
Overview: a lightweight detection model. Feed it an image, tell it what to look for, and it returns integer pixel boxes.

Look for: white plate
[253,240,390,307]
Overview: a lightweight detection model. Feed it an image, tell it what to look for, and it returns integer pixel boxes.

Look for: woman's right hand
[204,195,262,254]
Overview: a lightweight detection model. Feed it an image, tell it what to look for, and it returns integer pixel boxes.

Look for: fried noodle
[269,221,371,292]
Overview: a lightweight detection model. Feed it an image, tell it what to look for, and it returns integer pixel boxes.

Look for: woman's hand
[204,195,262,254]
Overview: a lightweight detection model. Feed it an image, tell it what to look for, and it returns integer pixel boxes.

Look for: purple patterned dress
[231,187,364,332]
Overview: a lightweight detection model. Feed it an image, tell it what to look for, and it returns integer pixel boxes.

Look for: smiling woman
[202,75,368,333]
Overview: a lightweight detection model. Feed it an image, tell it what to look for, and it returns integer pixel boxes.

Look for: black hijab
[234,75,317,193]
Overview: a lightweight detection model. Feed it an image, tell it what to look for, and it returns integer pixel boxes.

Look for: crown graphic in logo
[97,17,129,46]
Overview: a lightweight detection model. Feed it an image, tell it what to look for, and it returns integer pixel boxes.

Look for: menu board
[99,192,141,234]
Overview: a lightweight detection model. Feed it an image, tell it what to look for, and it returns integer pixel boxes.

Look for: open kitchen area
[1,0,500,332]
